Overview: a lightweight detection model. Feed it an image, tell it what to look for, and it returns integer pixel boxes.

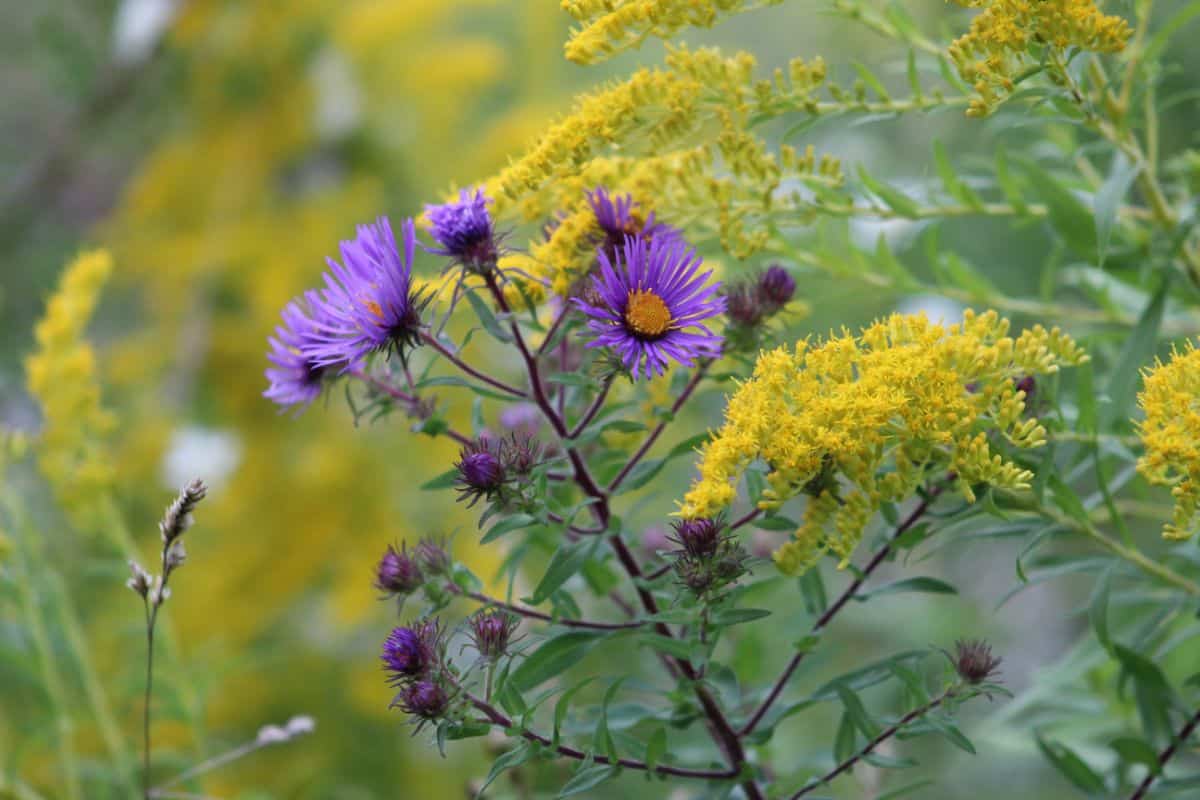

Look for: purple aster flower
[572,234,725,379]
[498,402,541,438]
[587,188,678,244]
[393,679,450,720]
[375,543,424,596]
[424,187,499,274]
[468,609,520,662]
[264,292,341,411]
[381,620,439,684]
[305,216,427,369]
[455,438,506,507]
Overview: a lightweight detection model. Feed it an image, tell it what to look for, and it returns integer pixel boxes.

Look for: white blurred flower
[162,426,241,491]
[311,48,361,141]
[895,295,966,324]
[112,0,179,65]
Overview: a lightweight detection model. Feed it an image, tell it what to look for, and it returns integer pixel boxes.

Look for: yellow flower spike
[679,310,1086,575]
[1136,344,1200,540]
[24,250,117,532]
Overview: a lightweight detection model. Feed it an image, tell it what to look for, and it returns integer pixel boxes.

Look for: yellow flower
[679,310,1088,574]
[1136,344,1200,540]
[24,251,117,531]
[949,0,1131,116]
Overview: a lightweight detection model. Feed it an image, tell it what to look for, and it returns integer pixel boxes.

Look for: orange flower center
[625,290,672,337]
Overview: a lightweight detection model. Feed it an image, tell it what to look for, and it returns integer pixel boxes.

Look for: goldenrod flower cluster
[949,0,1131,116]
[679,310,1088,575]
[1136,345,1200,540]
[562,0,783,64]
[484,45,842,296]
[24,251,117,530]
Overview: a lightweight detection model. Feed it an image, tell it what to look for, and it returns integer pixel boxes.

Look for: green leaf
[933,140,983,209]
[1110,736,1161,772]
[1048,475,1089,525]
[710,608,772,627]
[1102,284,1165,430]
[529,541,591,605]
[853,62,891,100]
[799,569,828,616]
[994,148,1027,213]
[1089,564,1114,653]
[1094,152,1139,266]
[421,468,460,490]
[878,780,936,800]
[857,576,957,600]
[593,677,626,762]
[834,711,858,762]
[478,742,535,795]
[862,751,917,769]
[481,514,538,544]
[858,166,920,217]
[1021,158,1096,258]
[1035,731,1106,793]
[754,515,799,531]
[924,716,976,754]
[510,632,605,693]
[465,289,513,343]
[637,634,693,660]
[553,677,596,748]
[644,726,667,772]
[835,684,880,739]
[558,764,619,797]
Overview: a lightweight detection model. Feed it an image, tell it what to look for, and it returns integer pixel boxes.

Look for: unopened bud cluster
[669,517,749,598]
[128,479,207,608]
[455,433,544,510]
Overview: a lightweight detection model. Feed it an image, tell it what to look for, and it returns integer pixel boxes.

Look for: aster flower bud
[126,560,153,598]
[469,609,520,662]
[1014,375,1036,400]
[758,264,796,311]
[952,639,1002,685]
[670,518,723,560]
[500,432,543,476]
[394,679,450,720]
[455,439,506,507]
[723,282,765,328]
[414,537,451,576]
[425,188,500,275]
[381,621,439,684]
[375,543,425,596]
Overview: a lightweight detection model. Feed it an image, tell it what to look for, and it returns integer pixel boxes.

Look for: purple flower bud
[724,282,765,328]
[671,518,723,560]
[500,432,543,475]
[375,543,424,596]
[381,621,438,683]
[1014,375,1036,400]
[425,188,499,275]
[758,265,796,310]
[395,679,450,720]
[469,610,519,661]
[953,639,1002,685]
[455,439,506,507]
[414,537,451,576]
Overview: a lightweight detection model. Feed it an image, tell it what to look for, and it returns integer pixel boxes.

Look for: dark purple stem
[351,370,471,447]
[468,692,739,780]
[568,376,614,439]
[607,362,710,493]
[421,331,528,399]
[739,488,941,736]
[1128,706,1200,800]
[787,689,954,799]
[729,508,762,532]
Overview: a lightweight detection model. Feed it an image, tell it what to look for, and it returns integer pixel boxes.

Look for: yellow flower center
[625,290,672,337]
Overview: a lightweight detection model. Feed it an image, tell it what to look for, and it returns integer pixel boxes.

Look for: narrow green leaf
[1020,158,1096,258]
[1035,731,1106,793]
[858,576,957,600]
[481,514,538,544]
[878,780,936,800]
[465,289,513,343]
[1089,564,1114,652]
[553,677,596,748]
[710,608,772,627]
[1102,284,1165,430]
[1094,152,1139,266]
[529,541,590,605]
[1110,736,1161,773]
[421,468,459,490]
[510,632,605,693]
[478,742,534,795]
[835,684,881,739]
[858,166,920,217]
[558,765,619,797]
[644,726,667,772]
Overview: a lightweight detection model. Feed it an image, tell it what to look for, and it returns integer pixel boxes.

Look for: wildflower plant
[11,0,1200,797]
[251,0,1200,795]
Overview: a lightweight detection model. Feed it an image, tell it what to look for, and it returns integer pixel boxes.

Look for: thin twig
[421,332,528,399]
[1128,705,1200,800]
[467,691,739,780]
[568,375,614,439]
[607,362,710,493]
[787,688,957,799]
[740,487,942,736]
[350,370,471,446]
